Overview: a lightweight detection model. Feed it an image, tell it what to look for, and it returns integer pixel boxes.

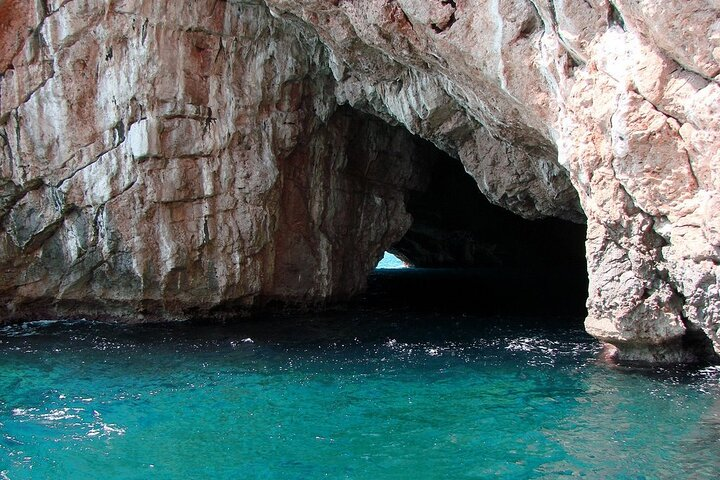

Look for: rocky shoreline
[1,0,718,363]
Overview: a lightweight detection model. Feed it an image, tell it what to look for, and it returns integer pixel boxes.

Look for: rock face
[0,1,434,319]
[1,0,719,362]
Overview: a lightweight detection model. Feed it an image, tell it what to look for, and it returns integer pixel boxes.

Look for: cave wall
[1,0,719,362]
[262,0,720,362]
[0,1,430,320]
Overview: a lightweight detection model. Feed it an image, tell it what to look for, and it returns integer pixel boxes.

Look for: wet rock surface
[0,0,718,362]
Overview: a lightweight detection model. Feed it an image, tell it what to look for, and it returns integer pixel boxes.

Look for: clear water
[1,314,719,479]
[376,252,409,269]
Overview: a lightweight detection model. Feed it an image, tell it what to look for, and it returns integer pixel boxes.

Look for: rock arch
[0,0,718,362]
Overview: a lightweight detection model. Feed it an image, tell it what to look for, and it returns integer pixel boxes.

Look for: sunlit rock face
[1,0,719,362]
[0,1,433,320]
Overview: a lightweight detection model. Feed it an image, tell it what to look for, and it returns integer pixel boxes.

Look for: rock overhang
[0,0,718,363]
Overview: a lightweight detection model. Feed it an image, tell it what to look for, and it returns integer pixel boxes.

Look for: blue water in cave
[1,313,719,479]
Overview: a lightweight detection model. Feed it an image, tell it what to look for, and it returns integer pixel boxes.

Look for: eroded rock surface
[0,1,433,320]
[1,0,718,362]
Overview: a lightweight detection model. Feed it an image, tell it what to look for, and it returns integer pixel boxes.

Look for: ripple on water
[0,315,718,479]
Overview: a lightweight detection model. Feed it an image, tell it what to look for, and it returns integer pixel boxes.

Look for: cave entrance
[366,146,588,318]
[376,251,412,270]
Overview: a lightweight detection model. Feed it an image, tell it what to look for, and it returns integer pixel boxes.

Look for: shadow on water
[0,263,590,349]
[359,265,588,316]
[250,265,589,345]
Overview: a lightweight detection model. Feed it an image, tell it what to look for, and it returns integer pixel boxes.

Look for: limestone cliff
[0,0,718,363]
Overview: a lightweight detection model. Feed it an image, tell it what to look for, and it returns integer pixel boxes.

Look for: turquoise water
[377,252,409,269]
[1,314,719,479]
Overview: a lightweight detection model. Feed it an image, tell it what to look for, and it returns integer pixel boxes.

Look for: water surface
[1,312,718,479]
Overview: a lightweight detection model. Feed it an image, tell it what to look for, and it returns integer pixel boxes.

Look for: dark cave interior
[365,146,588,318]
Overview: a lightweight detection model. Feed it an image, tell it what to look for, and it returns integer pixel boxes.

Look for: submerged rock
[0,0,718,363]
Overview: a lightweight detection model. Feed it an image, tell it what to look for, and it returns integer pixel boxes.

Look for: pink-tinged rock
[0,0,719,362]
